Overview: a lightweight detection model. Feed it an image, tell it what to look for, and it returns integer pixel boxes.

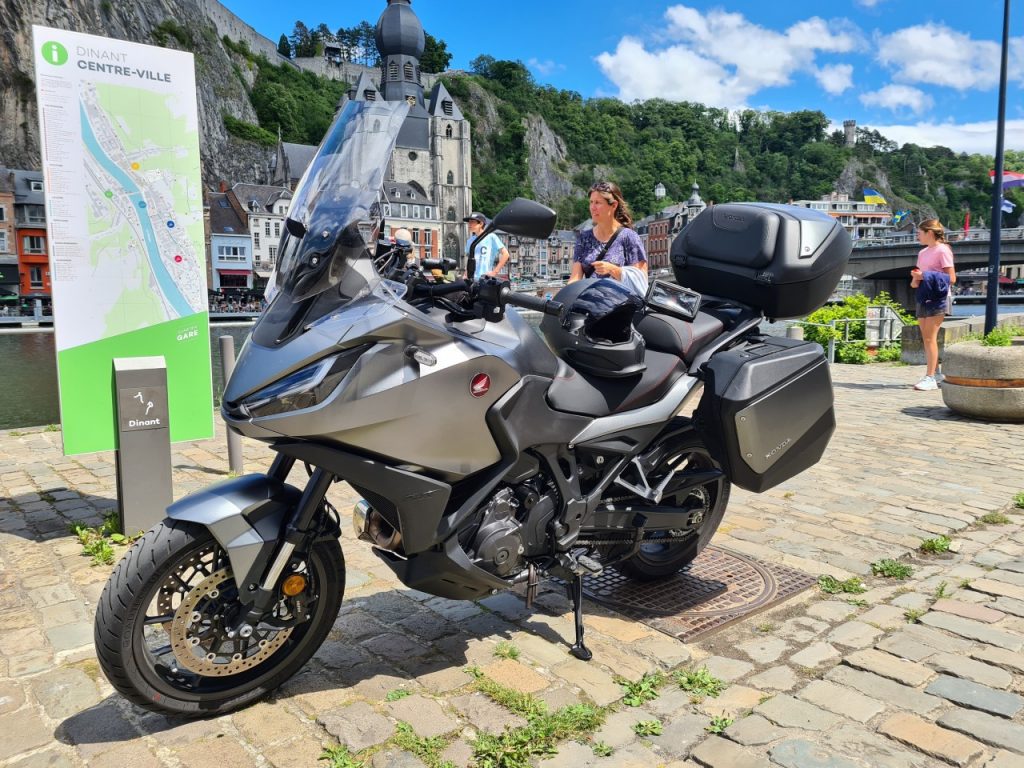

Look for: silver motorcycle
[94,99,851,717]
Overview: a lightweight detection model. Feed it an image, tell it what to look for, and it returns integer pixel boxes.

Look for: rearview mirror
[489,198,556,239]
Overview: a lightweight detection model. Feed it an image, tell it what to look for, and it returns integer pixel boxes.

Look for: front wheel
[95,520,344,717]
[601,428,730,581]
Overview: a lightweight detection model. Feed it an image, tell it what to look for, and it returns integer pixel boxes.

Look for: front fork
[241,455,334,626]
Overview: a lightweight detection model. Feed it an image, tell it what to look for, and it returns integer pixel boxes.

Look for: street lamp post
[985,0,1011,334]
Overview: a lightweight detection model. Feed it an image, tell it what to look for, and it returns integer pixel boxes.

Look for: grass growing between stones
[919,536,952,554]
[871,559,914,580]
[934,581,950,599]
[385,688,412,701]
[320,744,364,768]
[675,666,726,698]
[904,608,926,623]
[493,641,520,660]
[592,741,614,757]
[68,511,140,566]
[633,719,662,736]
[1014,492,1024,509]
[617,671,664,706]
[979,512,1011,525]
[391,722,455,768]
[817,574,867,594]
[467,668,605,768]
[706,715,733,734]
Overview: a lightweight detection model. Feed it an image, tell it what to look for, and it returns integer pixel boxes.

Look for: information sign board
[33,26,213,454]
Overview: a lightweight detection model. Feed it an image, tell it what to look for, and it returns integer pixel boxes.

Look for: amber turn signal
[281,574,307,597]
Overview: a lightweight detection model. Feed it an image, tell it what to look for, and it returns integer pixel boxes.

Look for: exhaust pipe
[352,500,403,552]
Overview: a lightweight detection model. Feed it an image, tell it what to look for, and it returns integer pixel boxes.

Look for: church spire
[375,0,425,107]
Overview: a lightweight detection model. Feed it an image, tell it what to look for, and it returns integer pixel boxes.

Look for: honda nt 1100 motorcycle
[94,99,851,716]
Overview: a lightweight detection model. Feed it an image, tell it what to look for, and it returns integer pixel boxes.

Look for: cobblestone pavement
[1,362,1023,767]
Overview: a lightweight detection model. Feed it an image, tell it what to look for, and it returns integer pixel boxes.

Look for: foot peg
[576,554,603,576]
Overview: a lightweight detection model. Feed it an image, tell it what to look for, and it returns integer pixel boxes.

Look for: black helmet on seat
[541,280,646,377]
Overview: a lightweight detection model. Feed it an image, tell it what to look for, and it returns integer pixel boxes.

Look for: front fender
[166,474,301,591]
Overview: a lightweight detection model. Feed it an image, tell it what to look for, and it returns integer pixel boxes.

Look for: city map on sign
[79,82,206,342]
[34,26,213,455]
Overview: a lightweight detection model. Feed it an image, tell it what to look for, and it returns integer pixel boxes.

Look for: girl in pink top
[909,218,956,390]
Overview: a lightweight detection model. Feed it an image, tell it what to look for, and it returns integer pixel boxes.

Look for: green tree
[277,34,291,58]
[251,81,299,139]
[421,32,452,73]
[289,21,314,58]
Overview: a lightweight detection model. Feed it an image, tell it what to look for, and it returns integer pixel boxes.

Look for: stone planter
[941,339,1024,422]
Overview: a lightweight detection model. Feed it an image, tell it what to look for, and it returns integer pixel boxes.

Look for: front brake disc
[169,567,293,677]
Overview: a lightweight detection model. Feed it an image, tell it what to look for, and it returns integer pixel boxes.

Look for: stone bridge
[847,228,1024,307]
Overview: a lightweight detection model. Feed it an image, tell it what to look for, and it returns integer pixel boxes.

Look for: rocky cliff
[524,114,579,206]
[0,0,269,186]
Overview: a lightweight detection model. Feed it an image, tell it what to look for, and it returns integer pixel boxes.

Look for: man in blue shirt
[464,212,510,279]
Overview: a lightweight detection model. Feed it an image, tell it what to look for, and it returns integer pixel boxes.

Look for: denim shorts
[916,301,946,318]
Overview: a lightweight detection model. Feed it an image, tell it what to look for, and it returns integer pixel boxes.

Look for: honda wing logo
[471,373,491,398]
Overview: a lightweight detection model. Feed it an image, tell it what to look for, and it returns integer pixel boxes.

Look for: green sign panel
[33,26,213,454]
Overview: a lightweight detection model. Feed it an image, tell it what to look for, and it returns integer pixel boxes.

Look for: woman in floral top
[569,181,648,293]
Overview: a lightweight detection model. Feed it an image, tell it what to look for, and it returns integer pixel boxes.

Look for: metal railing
[854,227,1024,249]
[787,312,906,364]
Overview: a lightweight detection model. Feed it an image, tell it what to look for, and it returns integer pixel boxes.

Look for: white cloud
[597,5,861,106]
[816,64,854,95]
[860,84,934,115]
[856,0,884,6]
[876,24,1023,90]
[527,58,562,77]
[860,119,1024,154]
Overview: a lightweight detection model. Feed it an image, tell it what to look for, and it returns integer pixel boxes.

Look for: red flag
[964,211,970,233]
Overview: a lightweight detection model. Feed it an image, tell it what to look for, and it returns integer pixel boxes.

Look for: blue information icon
[137,201,148,209]
[167,220,175,228]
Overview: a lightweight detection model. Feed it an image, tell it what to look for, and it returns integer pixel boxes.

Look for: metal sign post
[114,357,173,535]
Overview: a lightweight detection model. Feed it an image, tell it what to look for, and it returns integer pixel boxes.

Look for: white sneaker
[934,371,945,384]
[914,375,939,391]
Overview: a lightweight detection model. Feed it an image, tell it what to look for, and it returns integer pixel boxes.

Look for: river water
[2,306,1022,430]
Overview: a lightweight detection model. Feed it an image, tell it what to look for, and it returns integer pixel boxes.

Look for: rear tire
[95,519,343,717]
[603,428,729,581]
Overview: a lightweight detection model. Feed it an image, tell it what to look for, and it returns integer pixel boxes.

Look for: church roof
[383,180,432,206]
[349,71,381,102]
[375,0,425,59]
[270,142,317,181]
[428,81,464,121]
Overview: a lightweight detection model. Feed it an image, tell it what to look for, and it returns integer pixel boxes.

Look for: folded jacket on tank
[915,270,951,307]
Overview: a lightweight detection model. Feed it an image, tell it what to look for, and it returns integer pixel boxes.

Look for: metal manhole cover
[582,545,817,642]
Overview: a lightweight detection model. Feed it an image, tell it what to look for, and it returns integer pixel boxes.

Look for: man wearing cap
[464,212,510,279]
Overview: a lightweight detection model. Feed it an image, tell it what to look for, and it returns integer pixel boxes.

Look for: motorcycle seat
[636,311,725,365]
[546,349,687,418]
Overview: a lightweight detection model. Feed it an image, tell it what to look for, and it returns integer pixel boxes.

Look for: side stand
[567,574,592,661]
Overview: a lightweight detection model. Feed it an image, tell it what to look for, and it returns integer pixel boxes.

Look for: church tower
[368,0,472,264]
[376,0,429,148]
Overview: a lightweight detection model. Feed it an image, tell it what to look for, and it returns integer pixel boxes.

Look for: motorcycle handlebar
[502,288,564,318]
[421,257,457,272]
[413,279,469,297]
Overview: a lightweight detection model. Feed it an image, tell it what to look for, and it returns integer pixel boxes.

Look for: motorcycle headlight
[235,344,370,418]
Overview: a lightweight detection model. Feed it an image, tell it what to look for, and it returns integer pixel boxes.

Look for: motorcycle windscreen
[272,99,409,304]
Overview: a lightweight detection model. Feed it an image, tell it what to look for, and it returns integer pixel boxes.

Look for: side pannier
[696,335,835,493]
[672,203,851,319]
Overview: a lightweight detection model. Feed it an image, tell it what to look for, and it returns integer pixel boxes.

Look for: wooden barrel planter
[941,339,1024,422]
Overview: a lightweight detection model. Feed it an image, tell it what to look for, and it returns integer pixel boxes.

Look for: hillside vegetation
[219,42,1023,230]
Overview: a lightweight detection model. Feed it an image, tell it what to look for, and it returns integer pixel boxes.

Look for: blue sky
[221,0,1024,154]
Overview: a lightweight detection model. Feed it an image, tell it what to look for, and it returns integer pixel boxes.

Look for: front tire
[95,520,343,717]
[603,428,730,581]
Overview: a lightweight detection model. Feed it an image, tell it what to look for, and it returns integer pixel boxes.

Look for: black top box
[671,203,852,319]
